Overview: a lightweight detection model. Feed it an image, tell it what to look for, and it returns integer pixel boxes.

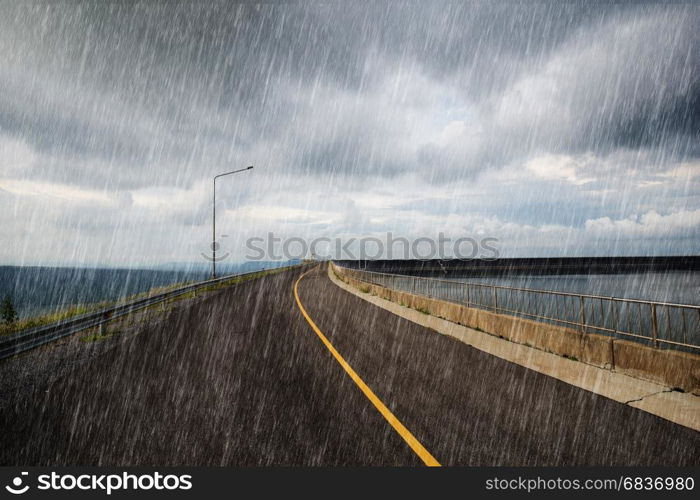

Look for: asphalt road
[1,265,698,465]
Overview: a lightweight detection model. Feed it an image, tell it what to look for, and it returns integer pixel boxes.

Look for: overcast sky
[0,1,698,266]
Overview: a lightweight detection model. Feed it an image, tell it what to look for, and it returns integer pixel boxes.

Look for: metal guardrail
[0,266,299,360]
[336,266,700,352]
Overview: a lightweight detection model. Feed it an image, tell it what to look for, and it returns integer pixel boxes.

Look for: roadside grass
[0,266,299,337]
[80,330,116,343]
[0,303,111,337]
[0,279,206,337]
[168,266,295,302]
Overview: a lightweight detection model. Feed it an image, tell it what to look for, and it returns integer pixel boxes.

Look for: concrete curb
[328,263,700,432]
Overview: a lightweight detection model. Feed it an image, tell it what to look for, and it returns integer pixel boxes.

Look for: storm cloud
[0,1,698,265]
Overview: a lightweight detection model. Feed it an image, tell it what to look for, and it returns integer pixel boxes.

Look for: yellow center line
[293,267,441,467]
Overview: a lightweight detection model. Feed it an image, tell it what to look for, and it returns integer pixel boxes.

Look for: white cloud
[584,209,700,238]
[525,154,595,185]
[0,135,37,176]
[0,179,118,205]
[661,161,700,181]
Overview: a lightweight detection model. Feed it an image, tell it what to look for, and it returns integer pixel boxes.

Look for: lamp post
[212,166,253,278]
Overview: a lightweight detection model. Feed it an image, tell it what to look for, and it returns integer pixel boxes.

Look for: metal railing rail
[0,264,302,360]
[335,265,700,352]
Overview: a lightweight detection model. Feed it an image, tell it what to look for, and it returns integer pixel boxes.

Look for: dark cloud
[0,0,697,188]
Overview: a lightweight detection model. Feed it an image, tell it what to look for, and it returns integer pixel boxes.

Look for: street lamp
[212,165,253,278]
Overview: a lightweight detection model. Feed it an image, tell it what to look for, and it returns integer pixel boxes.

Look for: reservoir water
[442,271,699,305]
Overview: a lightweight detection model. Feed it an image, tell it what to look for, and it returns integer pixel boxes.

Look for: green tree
[1,295,18,324]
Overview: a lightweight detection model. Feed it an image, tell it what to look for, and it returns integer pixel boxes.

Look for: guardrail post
[492,286,498,312]
[651,303,659,348]
[579,296,586,334]
[99,311,110,337]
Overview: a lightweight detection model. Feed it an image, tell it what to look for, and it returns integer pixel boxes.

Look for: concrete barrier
[613,340,700,393]
[331,263,700,394]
